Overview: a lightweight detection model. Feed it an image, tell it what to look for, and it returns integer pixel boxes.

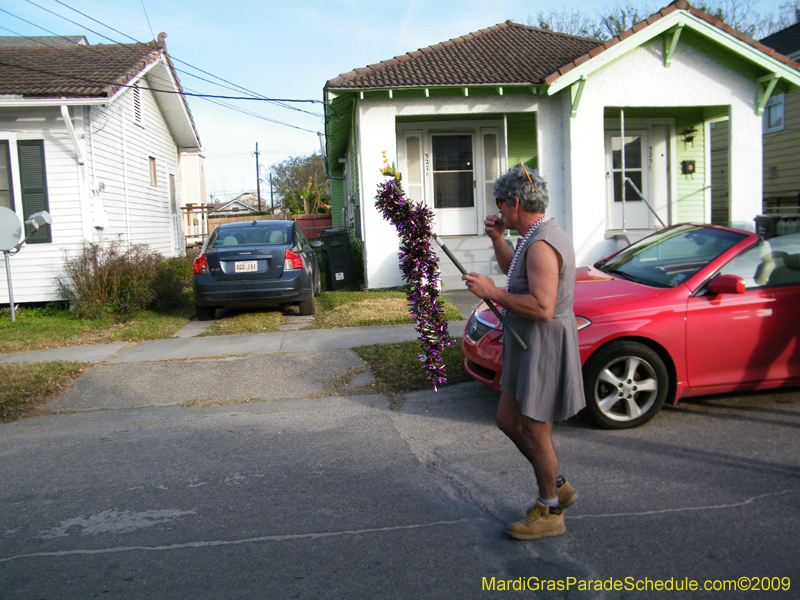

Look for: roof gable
[0,34,201,151]
[545,0,800,93]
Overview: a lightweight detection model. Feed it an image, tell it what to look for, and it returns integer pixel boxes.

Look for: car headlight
[576,316,592,331]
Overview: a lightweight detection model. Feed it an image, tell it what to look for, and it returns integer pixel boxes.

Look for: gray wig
[493,163,549,214]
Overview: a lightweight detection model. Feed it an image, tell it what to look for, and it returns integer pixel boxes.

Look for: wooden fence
[207,213,333,241]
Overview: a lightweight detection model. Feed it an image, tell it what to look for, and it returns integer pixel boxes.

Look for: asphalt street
[1,305,799,598]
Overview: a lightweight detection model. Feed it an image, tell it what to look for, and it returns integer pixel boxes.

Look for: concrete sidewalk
[0,320,468,365]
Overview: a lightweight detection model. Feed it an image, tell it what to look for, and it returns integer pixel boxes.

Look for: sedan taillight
[193,254,208,274]
[284,249,303,270]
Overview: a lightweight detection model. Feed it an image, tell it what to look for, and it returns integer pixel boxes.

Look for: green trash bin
[755,215,780,240]
[319,229,354,291]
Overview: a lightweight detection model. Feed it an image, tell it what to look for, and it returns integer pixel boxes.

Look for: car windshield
[209,226,290,248]
[595,225,746,288]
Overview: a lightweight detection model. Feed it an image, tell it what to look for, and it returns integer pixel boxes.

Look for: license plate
[235,261,258,273]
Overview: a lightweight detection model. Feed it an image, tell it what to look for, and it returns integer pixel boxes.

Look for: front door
[606,131,650,230]
[398,124,504,237]
[429,134,477,235]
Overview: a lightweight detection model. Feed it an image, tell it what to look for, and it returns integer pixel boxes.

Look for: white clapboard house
[0,33,202,303]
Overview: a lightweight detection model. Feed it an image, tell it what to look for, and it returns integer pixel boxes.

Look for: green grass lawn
[0,361,88,423]
[353,337,472,393]
[0,296,195,354]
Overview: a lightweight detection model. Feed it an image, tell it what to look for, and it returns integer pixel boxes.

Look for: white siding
[0,107,87,303]
[1,81,186,304]
[89,83,182,255]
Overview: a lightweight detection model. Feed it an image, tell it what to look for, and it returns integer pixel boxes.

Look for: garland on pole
[375,154,455,391]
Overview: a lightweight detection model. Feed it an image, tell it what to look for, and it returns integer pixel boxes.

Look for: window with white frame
[0,140,12,211]
[0,138,52,243]
[763,93,785,134]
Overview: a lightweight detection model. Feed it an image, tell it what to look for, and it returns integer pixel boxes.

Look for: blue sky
[2,0,792,201]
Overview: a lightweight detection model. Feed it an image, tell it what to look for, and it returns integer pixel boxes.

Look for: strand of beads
[500,216,549,315]
[375,167,454,391]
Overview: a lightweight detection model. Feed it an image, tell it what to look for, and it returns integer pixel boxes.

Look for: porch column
[727,102,762,230]
[356,101,403,289]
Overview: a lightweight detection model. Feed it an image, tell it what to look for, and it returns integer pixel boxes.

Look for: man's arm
[463,241,560,322]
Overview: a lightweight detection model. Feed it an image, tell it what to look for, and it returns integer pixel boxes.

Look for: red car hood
[573,265,671,316]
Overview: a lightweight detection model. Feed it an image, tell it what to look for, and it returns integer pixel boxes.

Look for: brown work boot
[526,478,579,514]
[506,501,566,540]
[558,478,579,509]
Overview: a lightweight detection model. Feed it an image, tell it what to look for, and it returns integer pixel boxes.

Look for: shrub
[57,241,190,319]
[149,266,185,311]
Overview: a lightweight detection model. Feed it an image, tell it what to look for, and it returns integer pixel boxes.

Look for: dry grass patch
[313,297,412,328]
[199,308,285,336]
[0,361,88,422]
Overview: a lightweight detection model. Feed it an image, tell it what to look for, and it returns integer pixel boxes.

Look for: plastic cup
[469,262,489,276]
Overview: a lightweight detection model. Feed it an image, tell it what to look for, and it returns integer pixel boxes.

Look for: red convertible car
[462,224,800,429]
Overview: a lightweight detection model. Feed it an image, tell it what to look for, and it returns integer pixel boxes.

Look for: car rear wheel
[583,341,668,429]
[195,303,217,321]
[298,292,315,316]
[313,268,321,297]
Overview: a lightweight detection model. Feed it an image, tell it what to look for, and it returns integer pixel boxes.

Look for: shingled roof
[0,37,164,98]
[326,21,602,90]
[327,1,800,92]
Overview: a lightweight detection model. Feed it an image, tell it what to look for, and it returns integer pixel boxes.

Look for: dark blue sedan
[192,220,321,320]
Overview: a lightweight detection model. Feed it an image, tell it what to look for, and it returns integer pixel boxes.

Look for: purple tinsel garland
[375,176,455,391]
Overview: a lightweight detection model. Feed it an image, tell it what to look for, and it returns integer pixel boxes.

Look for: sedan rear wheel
[314,268,322,297]
[298,292,315,316]
[195,303,217,321]
[583,341,668,429]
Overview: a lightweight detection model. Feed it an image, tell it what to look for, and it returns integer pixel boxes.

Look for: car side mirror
[707,274,746,295]
[311,240,323,249]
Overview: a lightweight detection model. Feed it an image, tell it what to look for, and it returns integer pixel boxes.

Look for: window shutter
[17,140,51,243]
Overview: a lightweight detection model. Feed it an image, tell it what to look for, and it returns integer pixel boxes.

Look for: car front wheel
[582,341,669,429]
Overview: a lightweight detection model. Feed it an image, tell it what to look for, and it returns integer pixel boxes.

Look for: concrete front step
[433,234,519,291]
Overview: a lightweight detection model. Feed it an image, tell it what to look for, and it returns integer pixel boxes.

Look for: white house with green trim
[323,1,800,290]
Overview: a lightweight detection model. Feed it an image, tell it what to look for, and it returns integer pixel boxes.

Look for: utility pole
[254,142,262,211]
[270,173,274,214]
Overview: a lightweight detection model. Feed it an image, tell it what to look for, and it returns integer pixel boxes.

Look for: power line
[0,59,310,103]
[2,5,322,132]
[139,0,156,43]
[51,0,323,111]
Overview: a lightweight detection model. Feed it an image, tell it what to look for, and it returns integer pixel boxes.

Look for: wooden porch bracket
[756,73,780,116]
[663,23,684,68]
[570,75,587,118]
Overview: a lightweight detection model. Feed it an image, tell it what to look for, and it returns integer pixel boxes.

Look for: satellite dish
[0,207,23,252]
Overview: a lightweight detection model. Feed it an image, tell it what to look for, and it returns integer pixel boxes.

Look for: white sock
[538,496,559,508]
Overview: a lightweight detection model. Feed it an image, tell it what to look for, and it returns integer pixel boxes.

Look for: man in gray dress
[463,164,585,540]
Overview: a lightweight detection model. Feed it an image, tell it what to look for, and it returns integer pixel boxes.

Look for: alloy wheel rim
[594,355,659,422]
